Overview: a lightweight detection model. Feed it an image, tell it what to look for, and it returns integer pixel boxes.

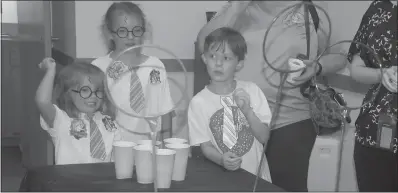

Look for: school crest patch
[69,119,87,140]
[149,69,161,84]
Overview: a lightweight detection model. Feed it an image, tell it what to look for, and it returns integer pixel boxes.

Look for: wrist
[219,155,224,166]
[316,61,323,76]
[378,68,384,82]
[47,67,57,74]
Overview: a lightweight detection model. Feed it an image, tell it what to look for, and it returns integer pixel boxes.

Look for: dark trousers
[266,119,317,192]
[354,142,398,192]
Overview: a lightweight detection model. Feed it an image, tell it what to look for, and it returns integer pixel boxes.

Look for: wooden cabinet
[1,1,54,167]
[1,37,23,140]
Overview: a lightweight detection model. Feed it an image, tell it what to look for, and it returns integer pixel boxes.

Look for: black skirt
[354,141,398,192]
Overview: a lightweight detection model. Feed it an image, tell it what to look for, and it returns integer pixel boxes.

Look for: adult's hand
[381,66,397,93]
[211,0,252,22]
[224,0,252,22]
[197,0,252,53]
[231,0,252,10]
[290,59,319,86]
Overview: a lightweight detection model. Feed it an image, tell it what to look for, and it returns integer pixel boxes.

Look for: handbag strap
[304,3,311,58]
[300,0,320,99]
[303,0,320,56]
[304,0,319,32]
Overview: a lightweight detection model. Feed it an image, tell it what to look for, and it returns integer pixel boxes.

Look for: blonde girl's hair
[53,62,115,119]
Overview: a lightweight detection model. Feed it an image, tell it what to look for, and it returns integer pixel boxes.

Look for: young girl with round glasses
[36,58,121,165]
[92,2,174,142]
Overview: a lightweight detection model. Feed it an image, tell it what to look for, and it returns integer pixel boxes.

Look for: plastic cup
[287,58,306,84]
[165,143,190,181]
[137,139,162,146]
[135,144,156,184]
[156,149,176,189]
[113,141,136,179]
[163,138,188,144]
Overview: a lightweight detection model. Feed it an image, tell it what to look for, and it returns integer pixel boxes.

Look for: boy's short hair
[204,27,247,61]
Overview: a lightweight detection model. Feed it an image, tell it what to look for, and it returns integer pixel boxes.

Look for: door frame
[15,1,54,167]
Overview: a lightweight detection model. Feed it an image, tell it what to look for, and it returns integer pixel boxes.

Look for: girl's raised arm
[35,58,57,127]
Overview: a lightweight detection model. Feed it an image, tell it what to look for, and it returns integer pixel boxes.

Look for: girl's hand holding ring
[39,57,56,71]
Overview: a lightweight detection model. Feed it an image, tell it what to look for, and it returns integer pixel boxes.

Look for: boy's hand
[233,88,251,114]
[222,152,242,171]
[39,57,56,71]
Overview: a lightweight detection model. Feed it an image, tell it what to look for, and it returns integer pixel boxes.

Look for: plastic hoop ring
[104,44,189,120]
[262,1,332,74]
[315,40,383,111]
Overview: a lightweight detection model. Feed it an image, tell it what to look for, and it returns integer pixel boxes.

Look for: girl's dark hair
[101,2,147,53]
[53,62,115,119]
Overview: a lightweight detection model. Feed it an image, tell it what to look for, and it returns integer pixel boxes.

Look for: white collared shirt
[40,105,121,165]
[92,55,174,142]
[188,80,272,182]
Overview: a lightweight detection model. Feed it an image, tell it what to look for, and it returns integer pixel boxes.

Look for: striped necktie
[87,115,107,160]
[221,96,238,149]
[129,68,145,113]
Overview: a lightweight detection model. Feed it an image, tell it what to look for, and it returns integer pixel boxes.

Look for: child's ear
[235,60,244,72]
[143,21,153,44]
[201,54,207,64]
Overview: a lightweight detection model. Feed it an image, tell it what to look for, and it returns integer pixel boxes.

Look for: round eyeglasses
[71,86,104,99]
[111,26,145,38]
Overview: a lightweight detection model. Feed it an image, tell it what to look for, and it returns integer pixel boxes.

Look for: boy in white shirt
[188,27,272,181]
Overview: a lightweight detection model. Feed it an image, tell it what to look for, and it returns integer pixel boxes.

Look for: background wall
[73,1,372,60]
[324,1,372,75]
[326,1,371,52]
[1,1,19,23]
[75,1,227,59]
[4,1,372,60]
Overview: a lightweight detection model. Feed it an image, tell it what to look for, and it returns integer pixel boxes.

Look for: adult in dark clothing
[347,1,397,192]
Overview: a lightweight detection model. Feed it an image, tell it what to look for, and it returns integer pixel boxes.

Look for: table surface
[19,150,284,192]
